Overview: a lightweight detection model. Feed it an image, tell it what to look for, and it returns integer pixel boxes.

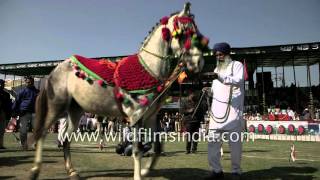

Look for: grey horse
[30,2,208,180]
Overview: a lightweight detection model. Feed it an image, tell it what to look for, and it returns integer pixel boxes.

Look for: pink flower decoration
[160,16,169,25]
[139,96,149,106]
[157,85,164,92]
[73,65,80,70]
[79,72,86,79]
[97,80,104,86]
[116,92,124,102]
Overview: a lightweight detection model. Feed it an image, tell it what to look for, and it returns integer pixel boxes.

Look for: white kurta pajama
[208,60,244,174]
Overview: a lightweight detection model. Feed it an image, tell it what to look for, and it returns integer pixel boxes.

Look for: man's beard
[216,55,232,71]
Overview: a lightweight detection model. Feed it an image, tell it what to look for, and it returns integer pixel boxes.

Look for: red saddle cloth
[74,55,116,85]
[73,54,159,91]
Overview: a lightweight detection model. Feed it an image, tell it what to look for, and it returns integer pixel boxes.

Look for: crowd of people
[244,106,320,121]
[3,42,319,179]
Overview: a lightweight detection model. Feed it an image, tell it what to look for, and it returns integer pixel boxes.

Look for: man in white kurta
[206,42,244,179]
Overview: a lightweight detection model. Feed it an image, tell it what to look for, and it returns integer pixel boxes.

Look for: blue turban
[213,42,231,55]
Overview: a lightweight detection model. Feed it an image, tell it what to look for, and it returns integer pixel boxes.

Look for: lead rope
[131,66,183,125]
[210,61,235,123]
[191,90,206,120]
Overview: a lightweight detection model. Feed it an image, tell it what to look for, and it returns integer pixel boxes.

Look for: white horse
[30,2,208,180]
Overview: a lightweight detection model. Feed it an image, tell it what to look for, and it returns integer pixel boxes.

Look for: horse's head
[166,2,208,73]
[140,2,208,79]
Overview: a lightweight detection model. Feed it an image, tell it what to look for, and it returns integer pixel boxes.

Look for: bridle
[139,14,208,77]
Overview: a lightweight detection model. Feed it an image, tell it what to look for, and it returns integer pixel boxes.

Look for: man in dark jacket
[12,76,39,150]
[0,79,12,149]
[182,91,207,154]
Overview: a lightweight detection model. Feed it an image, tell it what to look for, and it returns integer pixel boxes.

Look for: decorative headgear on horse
[160,16,171,42]
[172,16,209,52]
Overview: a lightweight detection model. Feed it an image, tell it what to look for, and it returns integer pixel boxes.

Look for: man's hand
[202,87,212,97]
[212,72,218,80]
[202,87,210,92]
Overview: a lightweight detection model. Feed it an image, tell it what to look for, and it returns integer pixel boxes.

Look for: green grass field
[0,133,319,180]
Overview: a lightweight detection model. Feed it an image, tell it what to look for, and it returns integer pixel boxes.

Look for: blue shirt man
[12,76,39,150]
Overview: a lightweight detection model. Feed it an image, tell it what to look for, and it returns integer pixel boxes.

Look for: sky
[0,0,319,86]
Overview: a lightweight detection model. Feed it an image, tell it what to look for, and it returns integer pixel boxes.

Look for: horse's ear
[179,2,191,16]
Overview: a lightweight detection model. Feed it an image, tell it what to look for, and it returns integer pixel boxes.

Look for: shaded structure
[1,42,319,117]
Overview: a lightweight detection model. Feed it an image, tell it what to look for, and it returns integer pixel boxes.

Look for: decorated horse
[30,2,209,180]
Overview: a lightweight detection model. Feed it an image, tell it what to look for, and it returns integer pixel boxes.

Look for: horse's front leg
[141,133,162,177]
[132,127,143,180]
[63,140,80,180]
[30,137,44,180]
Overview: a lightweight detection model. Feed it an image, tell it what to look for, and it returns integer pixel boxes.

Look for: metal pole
[275,67,278,88]
[319,62,320,85]
[292,56,299,112]
[261,61,266,115]
[307,52,315,119]
[13,75,15,89]
[282,63,285,87]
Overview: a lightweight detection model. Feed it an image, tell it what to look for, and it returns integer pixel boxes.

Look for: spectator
[181,91,205,154]
[161,112,170,132]
[302,108,311,120]
[174,112,182,133]
[0,79,12,149]
[12,76,39,150]
[287,107,295,120]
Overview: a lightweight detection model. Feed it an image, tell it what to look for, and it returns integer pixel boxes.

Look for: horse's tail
[33,86,48,141]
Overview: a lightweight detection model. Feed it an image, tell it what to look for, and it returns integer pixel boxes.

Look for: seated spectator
[302,108,311,120]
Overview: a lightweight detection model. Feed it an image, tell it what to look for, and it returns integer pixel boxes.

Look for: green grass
[0,133,319,179]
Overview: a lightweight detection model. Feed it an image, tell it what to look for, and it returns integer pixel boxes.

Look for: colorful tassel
[79,72,86,79]
[184,39,191,50]
[75,71,80,77]
[85,77,93,84]
[97,80,106,87]
[123,98,131,106]
[147,93,154,100]
[139,96,149,106]
[73,65,80,70]
[116,91,124,102]
[162,27,171,41]
[157,85,164,92]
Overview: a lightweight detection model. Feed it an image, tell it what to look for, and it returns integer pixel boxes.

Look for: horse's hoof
[141,168,150,177]
[29,170,39,180]
[69,172,80,180]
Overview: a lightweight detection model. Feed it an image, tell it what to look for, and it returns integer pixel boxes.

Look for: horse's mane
[141,12,179,48]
